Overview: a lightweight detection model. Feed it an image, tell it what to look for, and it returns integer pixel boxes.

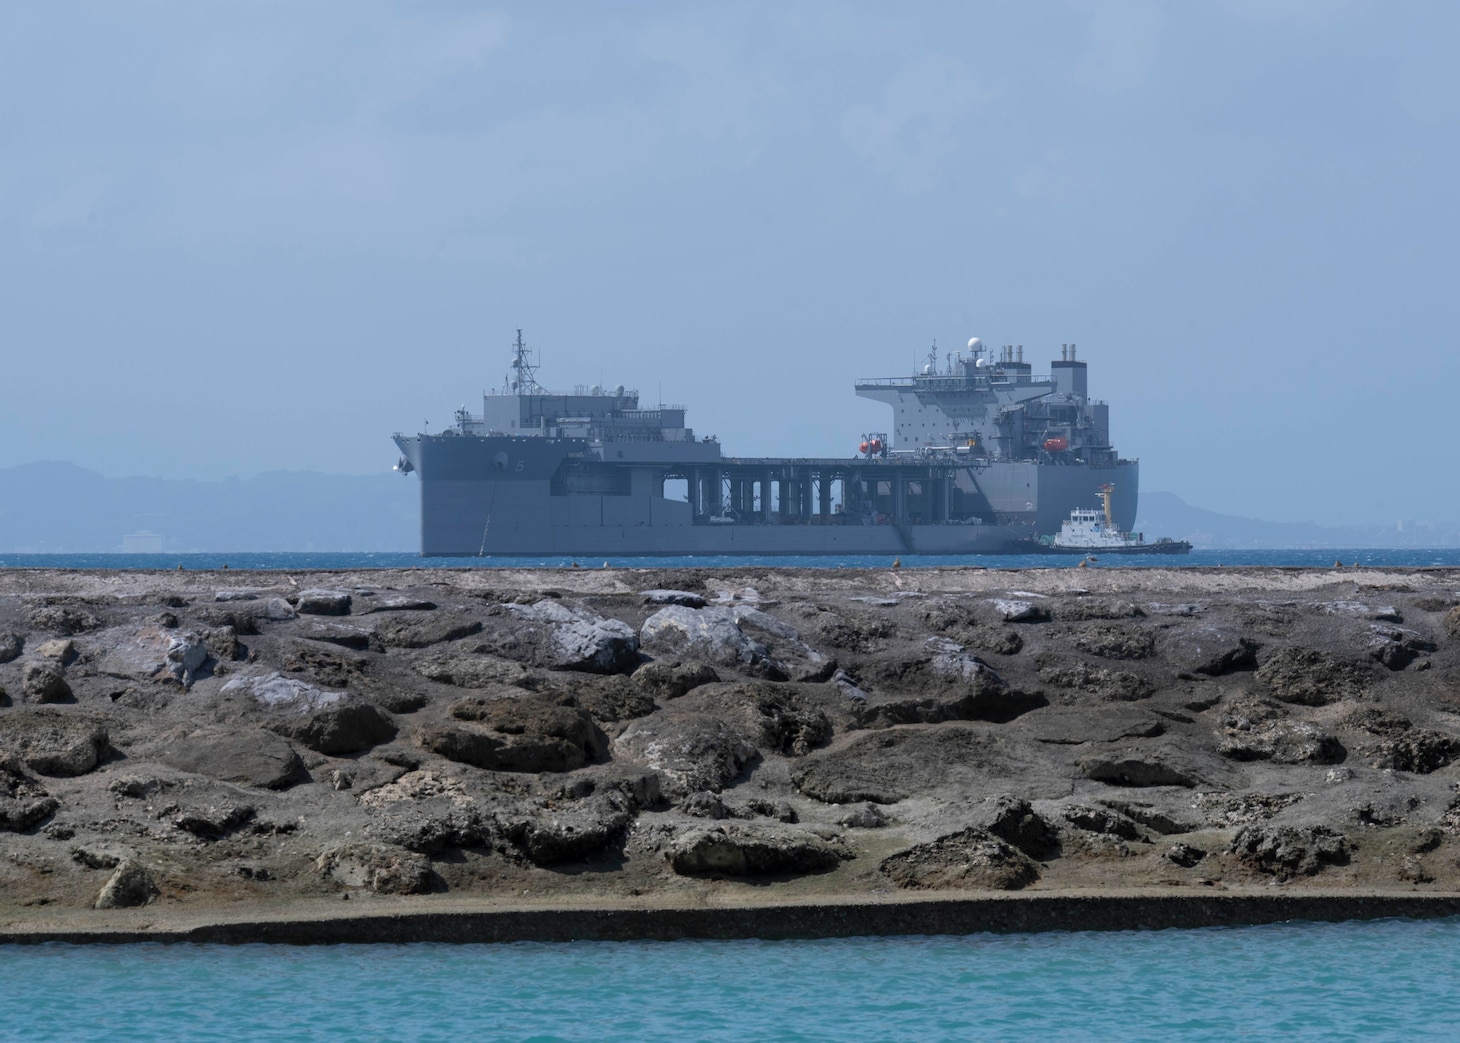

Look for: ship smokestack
[1017,345,1023,363]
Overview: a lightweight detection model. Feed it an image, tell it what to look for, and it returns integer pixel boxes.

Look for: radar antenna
[508,329,546,395]
[926,340,938,373]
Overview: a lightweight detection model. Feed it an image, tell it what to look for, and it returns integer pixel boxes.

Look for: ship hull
[398,437,1135,557]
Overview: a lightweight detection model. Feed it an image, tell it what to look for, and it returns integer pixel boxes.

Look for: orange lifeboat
[869,438,883,454]
[859,441,870,454]
[1043,437,1069,452]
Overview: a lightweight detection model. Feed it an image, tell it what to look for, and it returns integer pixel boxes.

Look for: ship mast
[508,329,546,395]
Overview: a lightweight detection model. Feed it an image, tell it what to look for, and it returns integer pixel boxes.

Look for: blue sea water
[4,918,1459,1041]
[3,548,1460,570]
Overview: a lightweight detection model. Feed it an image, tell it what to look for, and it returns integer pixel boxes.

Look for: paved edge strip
[4,893,1460,945]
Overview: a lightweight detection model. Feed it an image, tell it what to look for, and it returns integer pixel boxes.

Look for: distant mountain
[1135,491,1460,549]
[0,462,416,552]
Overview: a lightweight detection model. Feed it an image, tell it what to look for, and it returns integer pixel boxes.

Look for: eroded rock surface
[1,565,1458,921]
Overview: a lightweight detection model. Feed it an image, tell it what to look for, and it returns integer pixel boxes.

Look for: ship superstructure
[393,331,1138,556]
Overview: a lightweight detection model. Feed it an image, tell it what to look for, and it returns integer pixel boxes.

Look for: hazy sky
[3,1,1455,525]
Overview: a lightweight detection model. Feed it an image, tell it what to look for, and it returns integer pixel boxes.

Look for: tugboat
[1028,484,1191,555]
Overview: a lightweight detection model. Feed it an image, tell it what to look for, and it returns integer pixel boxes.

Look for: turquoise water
[3,548,1460,570]
[5,918,1459,1041]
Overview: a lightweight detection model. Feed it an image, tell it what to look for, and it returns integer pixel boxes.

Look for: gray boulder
[0,757,58,832]
[97,626,211,688]
[263,597,298,621]
[378,615,483,649]
[294,589,353,616]
[21,661,72,703]
[221,672,396,754]
[632,660,719,700]
[504,600,641,673]
[1077,750,1199,788]
[1164,629,1260,676]
[421,696,607,773]
[640,605,785,679]
[0,631,22,664]
[0,710,108,776]
[95,860,160,909]
[990,599,1050,623]
[880,828,1040,890]
[667,824,845,876]
[1218,719,1345,765]
[641,589,708,608]
[315,844,434,894]
[616,713,758,796]
[1257,647,1370,706]
[155,728,306,790]
[1227,824,1351,881]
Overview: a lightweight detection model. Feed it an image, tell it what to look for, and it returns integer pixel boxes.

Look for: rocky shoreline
[2,565,1459,943]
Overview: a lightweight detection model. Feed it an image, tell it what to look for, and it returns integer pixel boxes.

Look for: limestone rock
[213,590,259,602]
[414,653,532,690]
[639,604,819,681]
[1218,719,1346,765]
[1054,599,1145,622]
[990,599,1050,623]
[0,756,58,832]
[792,725,1055,805]
[294,589,353,616]
[973,795,1061,859]
[1164,629,1261,676]
[1445,606,1460,640]
[420,696,606,773]
[667,824,845,877]
[632,660,719,700]
[156,728,306,789]
[1061,804,1147,841]
[855,652,1045,727]
[506,789,636,865]
[1366,624,1436,671]
[28,605,102,635]
[616,713,757,797]
[377,615,483,649]
[1038,661,1153,702]
[685,683,832,757]
[33,638,76,664]
[835,802,887,828]
[263,597,298,621]
[641,589,708,608]
[316,844,434,894]
[97,626,211,688]
[1227,824,1351,881]
[0,711,109,776]
[1077,750,1199,788]
[1166,843,1206,867]
[300,623,381,652]
[0,631,23,664]
[365,597,437,613]
[1073,625,1156,660]
[1256,647,1370,706]
[880,828,1040,890]
[1366,731,1460,774]
[221,671,396,754]
[95,860,160,909]
[174,803,256,838]
[21,661,72,703]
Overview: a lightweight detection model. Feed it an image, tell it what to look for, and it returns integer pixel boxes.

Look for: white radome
[967,337,982,352]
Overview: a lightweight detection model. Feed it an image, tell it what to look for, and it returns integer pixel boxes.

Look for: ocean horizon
[4,548,1460,571]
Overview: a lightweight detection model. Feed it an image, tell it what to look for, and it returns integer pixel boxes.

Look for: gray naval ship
[392,332,1137,556]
